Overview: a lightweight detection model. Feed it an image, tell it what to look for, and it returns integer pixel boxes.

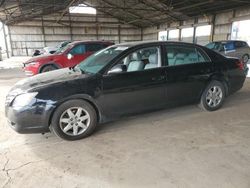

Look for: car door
[224,41,236,57]
[67,43,87,67]
[99,45,167,118]
[164,44,214,105]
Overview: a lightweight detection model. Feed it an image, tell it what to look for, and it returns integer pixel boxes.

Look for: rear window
[86,43,105,52]
[203,46,227,61]
[165,45,210,66]
[234,41,248,48]
[205,42,222,51]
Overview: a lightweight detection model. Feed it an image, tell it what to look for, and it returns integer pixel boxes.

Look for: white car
[33,41,71,56]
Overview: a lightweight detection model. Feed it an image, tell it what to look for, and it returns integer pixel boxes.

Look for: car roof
[112,40,204,48]
[70,40,114,45]
[211,40,246,43]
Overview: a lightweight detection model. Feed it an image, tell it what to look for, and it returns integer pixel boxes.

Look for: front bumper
[23,64,39,76]
[5,102,54,134]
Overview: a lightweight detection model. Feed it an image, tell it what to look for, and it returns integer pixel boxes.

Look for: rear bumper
[228,73,246,95]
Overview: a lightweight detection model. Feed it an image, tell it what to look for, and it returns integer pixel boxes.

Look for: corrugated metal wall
[142,7,250,45]
[9,13,142,56]
[6,7,250,56]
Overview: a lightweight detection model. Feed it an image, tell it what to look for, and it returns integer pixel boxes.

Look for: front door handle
[151,75,166,81]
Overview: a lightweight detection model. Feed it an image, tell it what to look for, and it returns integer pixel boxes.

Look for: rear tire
[51,100,97,141]
[199,80,226,111]
[41,65,57,73]
[242,54,249,64]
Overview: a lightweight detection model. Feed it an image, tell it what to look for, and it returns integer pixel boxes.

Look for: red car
[23,41,114,76]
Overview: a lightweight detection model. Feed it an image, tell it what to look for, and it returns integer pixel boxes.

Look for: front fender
[49,94,105,126]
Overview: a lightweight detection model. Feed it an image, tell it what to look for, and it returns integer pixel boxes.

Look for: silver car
[205,40,250,63]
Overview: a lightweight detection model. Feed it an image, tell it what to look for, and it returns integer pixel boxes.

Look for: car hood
[9,68,90,94]
[24,54,60,64]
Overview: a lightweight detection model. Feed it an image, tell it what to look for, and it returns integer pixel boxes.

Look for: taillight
[236,60,244,70]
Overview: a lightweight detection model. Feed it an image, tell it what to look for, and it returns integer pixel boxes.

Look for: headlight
[26,61,39,66]
[12,92,38,107]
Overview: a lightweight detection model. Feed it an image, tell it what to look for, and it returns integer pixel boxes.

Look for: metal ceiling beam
[83,1,133,26]
[139,0,180,22]
[1,0,250,28]
[97,0,155,26]
[6,4,67,25]
[0,0,5,7]
[175,1,213,11]
[57,0,78,23]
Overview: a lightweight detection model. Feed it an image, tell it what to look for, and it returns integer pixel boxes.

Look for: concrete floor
[0,68,250,188]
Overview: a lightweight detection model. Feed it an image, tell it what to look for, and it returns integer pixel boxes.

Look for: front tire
[200,80,226,111]
[41,65,57,73]
[51,100,97,141]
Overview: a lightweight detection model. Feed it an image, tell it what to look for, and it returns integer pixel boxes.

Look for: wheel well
[48,98,101,127]
[39,63,59,73]
[209,77,229,96]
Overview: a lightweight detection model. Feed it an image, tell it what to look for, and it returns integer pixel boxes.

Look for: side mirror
[67,53,73,60]
[108,64,127,74]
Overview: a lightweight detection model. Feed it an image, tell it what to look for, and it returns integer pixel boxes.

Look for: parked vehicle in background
[24,41,114,76]
[32,41,71,56]
[6,41,247,140]
[205,40,250,63]
[205,40,249,75]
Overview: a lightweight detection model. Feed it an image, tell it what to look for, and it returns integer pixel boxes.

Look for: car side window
[235,41,241,48]
[235,41,248,48]
[243,42,249,47]
[224,42,235,51]
[165,45,210,66]
[86,44,104,52]
[69,44,86,55]
[108,46,161,73]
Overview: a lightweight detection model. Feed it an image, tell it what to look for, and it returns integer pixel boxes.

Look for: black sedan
[5,41,247,140]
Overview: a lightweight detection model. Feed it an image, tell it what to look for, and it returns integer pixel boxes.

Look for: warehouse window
[196,25,211,37]
[69,4,96,14]
[168,29,179,39]
[232,20,250,45]
[158,31,168,41]
[181,27,194,38]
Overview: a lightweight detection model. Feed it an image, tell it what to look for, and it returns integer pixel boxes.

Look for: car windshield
[205,42,222,51]
[54,44,72,54]
[77,46,128,74]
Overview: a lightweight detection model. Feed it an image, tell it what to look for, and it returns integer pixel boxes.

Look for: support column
[118,25,121,43]
[193,17,198,44]
[178,21,183,41]
[41,16,46,46]
[7,25,13,56]
[140,27,143,41]
[211,14,216,42]
[2,22,9,58]
[229,9,236,40]
[68,14,73,41]
[95,12,99,40]
[167,23,170,40]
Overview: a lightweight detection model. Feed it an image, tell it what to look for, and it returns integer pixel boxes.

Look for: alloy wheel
[59,107,90,136]
[243,55,249,63]
[205,86,223,108]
